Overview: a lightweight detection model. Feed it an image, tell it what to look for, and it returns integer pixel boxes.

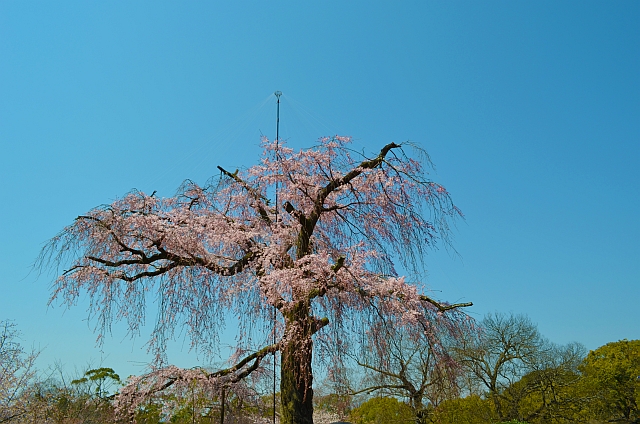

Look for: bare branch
[218,165,271,223]
[420,295,473,312]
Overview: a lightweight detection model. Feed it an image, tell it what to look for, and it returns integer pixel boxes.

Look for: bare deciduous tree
[345,315,467,424]
[455,313,584,422]
[0,321,38,423]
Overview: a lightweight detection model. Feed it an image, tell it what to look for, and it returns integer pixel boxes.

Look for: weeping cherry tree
[39,136,472,424]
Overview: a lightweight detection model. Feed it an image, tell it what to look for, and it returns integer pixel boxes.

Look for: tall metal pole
[273,90,282,424]
[275,91,281,149]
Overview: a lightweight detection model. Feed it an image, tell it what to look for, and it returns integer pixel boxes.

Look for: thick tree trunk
[415,409,428,424]
[411,397,427,424]
[280,303,314,424]
[491,392,506,421]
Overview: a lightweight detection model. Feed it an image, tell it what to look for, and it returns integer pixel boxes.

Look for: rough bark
[280,302,315,424]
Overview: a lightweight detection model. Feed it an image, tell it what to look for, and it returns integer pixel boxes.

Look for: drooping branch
[348,383,411,396]
[211,343,280,382]
[315,142,401,211]
[76,213,259,279]
[218,165,271,223]
[116,342,280,415]
[94,261,179,282]
[356,360,406,381]
[78,215,154,261]
[352,279,473,313]
[292,142,403,258]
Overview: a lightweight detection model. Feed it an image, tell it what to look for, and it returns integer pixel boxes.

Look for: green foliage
[314,392,352,418]
[135,401,163,424]
[500,366,584,423]
[350,397,414,424]
[71,367,121,399]
[71,367,121,385]
[431,394,497,424]
[9,319,638,424]
[29,377,117,423]
[579,339,640,423]
[170,403,197,423]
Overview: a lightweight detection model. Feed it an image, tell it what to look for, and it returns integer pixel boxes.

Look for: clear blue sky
[1,1,638,380]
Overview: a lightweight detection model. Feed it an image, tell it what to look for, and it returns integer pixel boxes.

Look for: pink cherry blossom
[39,136,471,424]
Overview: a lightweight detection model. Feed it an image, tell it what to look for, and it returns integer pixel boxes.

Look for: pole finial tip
[274,91,282,98]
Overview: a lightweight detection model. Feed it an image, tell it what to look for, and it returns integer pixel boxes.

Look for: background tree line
[2,313,638,423]
[342,313,639,424]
